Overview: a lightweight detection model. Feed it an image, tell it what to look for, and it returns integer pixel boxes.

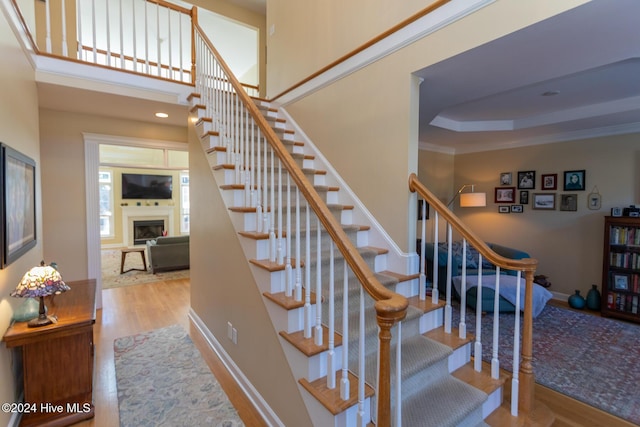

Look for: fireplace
[133,220,164,245]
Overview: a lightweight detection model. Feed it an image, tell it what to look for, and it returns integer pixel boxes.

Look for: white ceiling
[416,0,640,153]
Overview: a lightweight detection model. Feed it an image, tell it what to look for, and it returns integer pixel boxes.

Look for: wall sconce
[447,184,486,208]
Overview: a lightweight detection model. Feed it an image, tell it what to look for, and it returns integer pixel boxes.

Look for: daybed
[146,235,190,273]
[421,241,551,316]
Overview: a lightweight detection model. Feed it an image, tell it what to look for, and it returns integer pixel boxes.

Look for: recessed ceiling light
[541,90,560,97]
[155,112,169,118]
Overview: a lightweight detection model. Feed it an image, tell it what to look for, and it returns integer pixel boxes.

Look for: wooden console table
[3,279,96,427]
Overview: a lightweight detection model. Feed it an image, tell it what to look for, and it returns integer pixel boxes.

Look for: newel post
[519,269,536,413]
[375,301,406,427]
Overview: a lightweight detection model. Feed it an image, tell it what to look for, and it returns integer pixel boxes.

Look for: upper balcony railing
[9,0,258,96]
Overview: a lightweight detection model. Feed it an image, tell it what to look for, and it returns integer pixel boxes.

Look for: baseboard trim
[188,309,284,427]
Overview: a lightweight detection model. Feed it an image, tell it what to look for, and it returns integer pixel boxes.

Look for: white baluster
[277,160,284,264]
[76,0,83,59]
[285,174,292,297]
[431,213,439,304]
[491,268,501,379]
[326,242,336,389]
[44,0,52,53]
[340,258,350,400]
[459,239,467,339]
[131,0,137,72]
[445,223,453,334]
[511,271,522,416]
[118,0,123,68]
[304,200,311,338]
[395,322,402,427]
[268,148,276,262]
[167,7,173,79]
[91,0,97,63]
[156,2,161,76]
[144,0,149,73]
[357,286,366,426]
[255,131,263,233]
[419,200,426,300]
[61,0,68,56]
[314,217,322,346]
[106,0,111,65]
[474,256,483,372]
[294,188,302,301]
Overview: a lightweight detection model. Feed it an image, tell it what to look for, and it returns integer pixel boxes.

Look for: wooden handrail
[195,22,408,426]
[408,173,537,415]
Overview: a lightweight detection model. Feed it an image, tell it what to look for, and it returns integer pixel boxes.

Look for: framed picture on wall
[495,187,515,203]
[520,190,529,205]
[560,194,578,211]
[500,172,512,185]
[517,171,535,189]
[563,170,586,191]
[532,193,556,210]
[541,173,557,190]
[1,143,37,268]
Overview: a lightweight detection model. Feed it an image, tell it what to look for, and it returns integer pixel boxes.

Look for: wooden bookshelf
[601,216,640,323]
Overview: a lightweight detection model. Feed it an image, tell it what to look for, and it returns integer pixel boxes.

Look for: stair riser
[281,338,344,383]
[299,387,371,427]
[224,187,331,208]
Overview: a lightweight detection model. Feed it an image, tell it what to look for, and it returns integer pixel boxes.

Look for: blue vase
[586,285,601,310]
[568,290,586,310]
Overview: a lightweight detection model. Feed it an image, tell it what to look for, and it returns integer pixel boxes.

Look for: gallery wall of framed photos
[495,169,598,214]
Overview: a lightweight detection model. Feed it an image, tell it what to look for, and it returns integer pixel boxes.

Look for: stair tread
[452,361,508,396]
[424,326,474,351]
[299,371,374,416]
[279,325,342,357]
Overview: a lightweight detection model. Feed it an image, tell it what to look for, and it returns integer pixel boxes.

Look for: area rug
[453,304,640,424]
[102,249,189,289]
[114,324,244,426]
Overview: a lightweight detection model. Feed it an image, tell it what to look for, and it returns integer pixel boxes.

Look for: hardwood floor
[75,278,265,427]
[77,281,632,427]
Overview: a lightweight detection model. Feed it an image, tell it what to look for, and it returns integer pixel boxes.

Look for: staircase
[189,93,511,426]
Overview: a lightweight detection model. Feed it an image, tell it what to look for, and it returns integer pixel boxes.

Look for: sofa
[420,240,533,313]
[146,235,190,273]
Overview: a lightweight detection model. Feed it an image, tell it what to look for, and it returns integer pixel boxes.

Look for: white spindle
[431,213,439,304]
[132,0,137,72]
[61,0,68,56]
[474,256,483,372]
[256,130,263,233]
[295,188,302,301]
[144,0,149,73]
[327,242,336,389]
[44,0,52,53]
[314,217,322,346]
[419,200,426,300]
[178,11,184,81]
[340,258,350,400]
[459,240,467,339]
[491,269,501,379]
[269,148,276,262]
[91,0,97,63]
[304,200,312,338]
[445,223,453,333]
[118,0,124,68]
[262,134,269,235]
[277,160,284,264]
[76,0,83,59]
[357,286,366,426]
[285,173,293,297]
[106,0,111,65]
[156,2,161,76]
[167,7,173,79]
[511,271,522,416]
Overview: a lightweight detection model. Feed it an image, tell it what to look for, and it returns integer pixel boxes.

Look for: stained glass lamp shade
[11,265,70,327]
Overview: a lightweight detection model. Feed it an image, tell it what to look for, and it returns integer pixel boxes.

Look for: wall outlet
[232,327,238,344]
[227,322,233,341]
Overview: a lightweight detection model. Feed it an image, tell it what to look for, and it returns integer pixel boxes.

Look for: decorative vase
[586,284,601,310]
[568,290,586,310]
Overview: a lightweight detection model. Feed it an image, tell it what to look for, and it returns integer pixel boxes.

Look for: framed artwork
[495,187,515,203]
[564,170,586,191]
[498,206,510,213]
[560,194,578,211]
[500,172,512,185]
[611,207,623,217]
[613,273,629,290]
[519,190,529,205]
[541,174,557,190]
[517,171,535,189]
[588,187,601,210]
[417,199,429,220]
[532,193,556,210]
[511,205,523,213]
[1,144,37,268]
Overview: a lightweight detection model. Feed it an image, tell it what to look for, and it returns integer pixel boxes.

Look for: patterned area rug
[102,249,189,289]
[114,325,244,427]
[453,304,640,424]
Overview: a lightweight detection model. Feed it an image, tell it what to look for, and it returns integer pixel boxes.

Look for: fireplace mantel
[122,206,175,246]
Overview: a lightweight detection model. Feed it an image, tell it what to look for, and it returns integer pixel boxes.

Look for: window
[99,170,114,237]
[180,172,190,233]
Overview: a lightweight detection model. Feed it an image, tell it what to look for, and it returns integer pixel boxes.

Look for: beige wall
[450,134,639,298]
[38,109,186,281]
[189,0,266,97]
[187,122,312,426]
[274,0,589,252]
[0,12,44,426]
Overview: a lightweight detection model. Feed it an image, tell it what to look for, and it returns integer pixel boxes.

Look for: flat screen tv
[121,173,173,199]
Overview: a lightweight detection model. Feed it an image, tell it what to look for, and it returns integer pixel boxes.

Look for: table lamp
[11,263,70,327]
